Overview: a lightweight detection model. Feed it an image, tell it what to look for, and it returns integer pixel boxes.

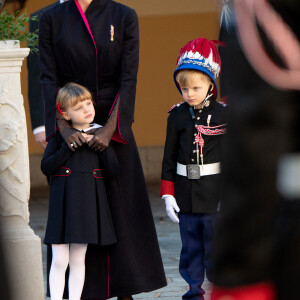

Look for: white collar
[80,123,102,132]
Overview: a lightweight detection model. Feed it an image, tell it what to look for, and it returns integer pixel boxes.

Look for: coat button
[66,170,70,174]
[191,159,194,162]
[193,150,196,153]
[197,117,200,120]
[194,133,197,136]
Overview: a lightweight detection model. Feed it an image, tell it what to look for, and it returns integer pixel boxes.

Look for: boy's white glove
[163,195,180,223]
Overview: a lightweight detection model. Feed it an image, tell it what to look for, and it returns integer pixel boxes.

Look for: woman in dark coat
[38,0,167,299]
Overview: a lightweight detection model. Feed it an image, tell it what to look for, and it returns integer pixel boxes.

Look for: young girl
[41,82,117,300]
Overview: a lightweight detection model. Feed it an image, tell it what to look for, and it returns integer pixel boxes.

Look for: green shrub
[0,9,38,53]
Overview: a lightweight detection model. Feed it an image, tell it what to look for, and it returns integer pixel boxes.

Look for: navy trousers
[178,213,216,300]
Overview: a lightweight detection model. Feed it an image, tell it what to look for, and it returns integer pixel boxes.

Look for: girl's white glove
[163,195,180,223]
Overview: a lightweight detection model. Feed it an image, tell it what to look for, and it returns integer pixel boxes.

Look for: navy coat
[39,0,166,298]
[41,133,117,246]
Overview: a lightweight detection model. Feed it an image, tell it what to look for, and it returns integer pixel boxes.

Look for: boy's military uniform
[160,38,226,300]
[161,97,226,213]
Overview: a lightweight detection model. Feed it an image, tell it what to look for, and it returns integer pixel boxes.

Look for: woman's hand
[88,96,119,151]
[63,129,86,151]
[34,130,48,150]
[88,126,114,151]
[82,133,94,143]
[57,117,86,151]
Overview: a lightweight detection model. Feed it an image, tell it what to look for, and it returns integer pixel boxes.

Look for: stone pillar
[0,41,44,300]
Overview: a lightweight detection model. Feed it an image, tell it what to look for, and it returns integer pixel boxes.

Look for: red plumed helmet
[174,37,223,100]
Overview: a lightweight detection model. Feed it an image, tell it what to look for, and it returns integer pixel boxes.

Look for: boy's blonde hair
[56,82,92,112]
[176,69,211,87]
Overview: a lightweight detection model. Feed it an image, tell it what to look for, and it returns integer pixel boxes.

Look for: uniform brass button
[194,133,197,136]
[66,170,70,174]
[199,110,202,113]
[193,142,195,144]
[193,150,196,153]
[197,117,200,120]
[195,125,197,128]
[191,159,194,162]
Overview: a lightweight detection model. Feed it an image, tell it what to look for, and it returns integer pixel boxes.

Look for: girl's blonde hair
[56,82,93,112]
[176,69,211,87]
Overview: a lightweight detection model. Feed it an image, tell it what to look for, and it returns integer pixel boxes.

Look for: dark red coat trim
[109,90,127,144]
[74,0,99,90]
[93,169,104,179]
[54,167,71,176]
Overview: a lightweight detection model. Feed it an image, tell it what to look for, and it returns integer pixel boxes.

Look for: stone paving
[29,183,212,300]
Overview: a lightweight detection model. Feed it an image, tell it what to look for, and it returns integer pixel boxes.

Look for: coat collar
[72,0,110,16]
[85,0,110,12]
[76,123,102,132]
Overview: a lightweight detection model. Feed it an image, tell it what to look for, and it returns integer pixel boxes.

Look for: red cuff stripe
[160,180,175,197]
[211,282,275,300]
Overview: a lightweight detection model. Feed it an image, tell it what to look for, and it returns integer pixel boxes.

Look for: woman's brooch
[110,25,114,42]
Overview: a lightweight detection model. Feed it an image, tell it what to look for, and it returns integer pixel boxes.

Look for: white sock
[49,244,69,300]
[68,244,88,300]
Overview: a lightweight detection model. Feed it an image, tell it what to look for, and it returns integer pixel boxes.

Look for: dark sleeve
[27,12,45,130]
[41,135,73,176]
[110,9,139,143]
[160,113,179,196]
[99,146,120,177]
[38,11,59,141]
[219,106,228,162]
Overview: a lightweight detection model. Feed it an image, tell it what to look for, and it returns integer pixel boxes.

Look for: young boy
[160,38,227,300]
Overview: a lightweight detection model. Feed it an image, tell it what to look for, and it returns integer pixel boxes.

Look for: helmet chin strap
[201,83,213,109]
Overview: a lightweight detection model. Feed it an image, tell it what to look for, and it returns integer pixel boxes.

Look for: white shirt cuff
[33,126,45,135]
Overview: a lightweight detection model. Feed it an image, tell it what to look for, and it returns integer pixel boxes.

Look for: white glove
[163,195,180,223]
